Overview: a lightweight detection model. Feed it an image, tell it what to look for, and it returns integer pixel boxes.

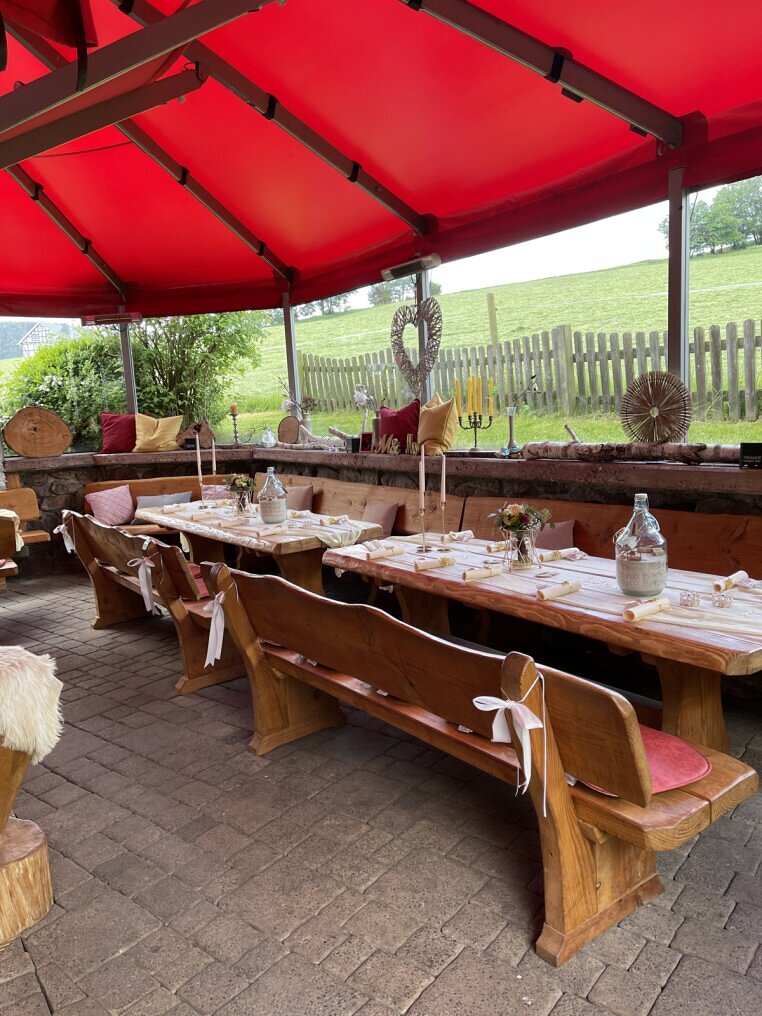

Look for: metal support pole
[282,293,301,410]
[119,321,138,414]
[667,167,690,379]
[415,270,433,403]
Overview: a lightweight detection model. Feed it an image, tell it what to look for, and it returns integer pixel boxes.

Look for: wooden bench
[83,474,230,537]
[0,489,51,546]
[0,516,19,588]
[254,472,465,536]
[206,562,757,966]
[462,496,762,574]
[64,511,243,694]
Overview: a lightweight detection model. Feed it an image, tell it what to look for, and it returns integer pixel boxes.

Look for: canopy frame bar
[667,167,689,378]
[8,26,294,286]
[116,0,430,235]
[6,164,126,297]
[0,0,276,137]
[402,0,683,147]
[0,67,204,172]
[283,293,300,414]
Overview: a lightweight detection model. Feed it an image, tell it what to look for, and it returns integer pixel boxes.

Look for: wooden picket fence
[300,318,762,421]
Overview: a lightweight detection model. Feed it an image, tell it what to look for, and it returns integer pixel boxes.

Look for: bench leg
[536,832,662,966]
[172,621,245,696]
[88,574,147,629]
[246,660,346,755]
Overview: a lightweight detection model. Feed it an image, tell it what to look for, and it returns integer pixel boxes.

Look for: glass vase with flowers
[225,473,255,514]
[489,502,552,571]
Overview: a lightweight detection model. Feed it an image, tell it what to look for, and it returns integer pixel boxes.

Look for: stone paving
[1,571,761,1016]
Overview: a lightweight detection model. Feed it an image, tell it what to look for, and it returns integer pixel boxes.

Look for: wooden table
[323,537,762,751]
[135,503,382,595]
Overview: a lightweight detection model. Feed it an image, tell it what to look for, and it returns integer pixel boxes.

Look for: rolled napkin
[413,555,455,572]
[486,540,508,553]
[713,570,748,592]
[289,510,311,519]
[320,515,350,526]
[443,530,475,543]
[623,596,671,622]
[537,547,583,563]
[253,524,289,538]
[536,579,582,601]
[365,545,405,561]
[190,511,227,521]
[462,564,503,582]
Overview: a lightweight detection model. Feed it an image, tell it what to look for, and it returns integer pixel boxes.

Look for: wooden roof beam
[400,0,683,147]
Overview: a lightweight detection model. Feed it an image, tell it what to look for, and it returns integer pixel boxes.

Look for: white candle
[440,452,446,504]
[211,438,217,477]
[195,432,203,487]
[419,443,425,510]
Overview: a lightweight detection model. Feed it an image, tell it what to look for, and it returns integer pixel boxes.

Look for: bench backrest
[254,472,464,536]
[462,496,762,574]
[0,488,41,525]
[215,566,653,806]
[65,511,201,601]
[83,474,230,509]
[0,517,16,558]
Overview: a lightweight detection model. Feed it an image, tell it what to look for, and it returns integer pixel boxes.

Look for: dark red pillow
[379,400,420,448]
[100,412,136,454]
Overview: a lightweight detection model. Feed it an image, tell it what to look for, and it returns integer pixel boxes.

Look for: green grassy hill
[234,244,762,412]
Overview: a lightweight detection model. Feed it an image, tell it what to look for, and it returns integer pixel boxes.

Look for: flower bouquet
[226,473,255,513]
[489,502,552,570]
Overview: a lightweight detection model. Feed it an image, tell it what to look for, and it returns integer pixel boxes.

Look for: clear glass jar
[615,493,668,597]
[258,466,287,524]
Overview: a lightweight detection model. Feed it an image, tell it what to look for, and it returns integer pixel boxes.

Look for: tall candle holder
[500,406,522,457]
[458,412,493,451]
[230,409,240,446]
[417,506,430,554]
[440,500,447,542]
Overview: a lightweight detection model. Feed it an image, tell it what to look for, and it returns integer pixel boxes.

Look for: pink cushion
[535,519,574,550]
[188,562,209,599]
[85,484,134,526]
[100,412,136,454]
[363,501,398,537]
[286,484,313,511]
[585,725,710,797]
[202,484,228,501]
[379,400,420,448]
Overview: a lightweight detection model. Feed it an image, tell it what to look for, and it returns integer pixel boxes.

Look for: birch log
[522,442,739,465]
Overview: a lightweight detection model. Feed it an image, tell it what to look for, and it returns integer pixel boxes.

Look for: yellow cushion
[133,413,183,452]
[417,395,457,454]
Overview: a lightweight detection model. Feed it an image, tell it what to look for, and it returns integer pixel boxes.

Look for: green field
[225,245,762,446]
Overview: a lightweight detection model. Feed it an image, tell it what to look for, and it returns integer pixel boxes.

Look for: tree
[367,276,442,306]
[294,294,350,318]
[705,191,742,252]
[726,178,762,245]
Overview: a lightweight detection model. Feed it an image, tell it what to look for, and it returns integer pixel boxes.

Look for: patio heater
[81,311,142,414]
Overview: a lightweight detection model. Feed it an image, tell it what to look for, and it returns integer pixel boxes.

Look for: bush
[0,335,126,445]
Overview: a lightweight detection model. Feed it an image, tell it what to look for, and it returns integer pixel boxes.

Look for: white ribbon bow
[203,591,226,668]
[127,556,156,613]
[473,673,547,816]
[54,523,75,554]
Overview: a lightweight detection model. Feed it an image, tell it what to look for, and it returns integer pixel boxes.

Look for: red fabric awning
[0,0,761,316]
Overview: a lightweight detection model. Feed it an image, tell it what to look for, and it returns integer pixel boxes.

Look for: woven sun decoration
[390,297,443,399]
[0,646,63,946]
[620,371,692,443]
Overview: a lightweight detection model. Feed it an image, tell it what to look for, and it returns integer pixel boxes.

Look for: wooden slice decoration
[277,415,300,444]
[620,372,691,443]
[3,406,72,457]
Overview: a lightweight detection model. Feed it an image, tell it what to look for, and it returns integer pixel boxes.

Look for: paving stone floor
[1,571,761,1016]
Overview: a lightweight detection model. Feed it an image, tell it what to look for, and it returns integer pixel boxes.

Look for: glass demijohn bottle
[615,493,668,597]
[258,466,287,524]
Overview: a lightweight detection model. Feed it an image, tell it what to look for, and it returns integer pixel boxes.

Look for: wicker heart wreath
[390,298,443,398]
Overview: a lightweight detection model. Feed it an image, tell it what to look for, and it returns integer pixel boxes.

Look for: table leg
[185,533,225,564]
[643,656,729,752]
[275,548,325,594]
[395,586,451,636]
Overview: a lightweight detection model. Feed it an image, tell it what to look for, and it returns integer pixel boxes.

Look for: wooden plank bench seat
[83,475,230,538]
[206,562,757,967]
[0,488,51,546]
[63,511,243,694]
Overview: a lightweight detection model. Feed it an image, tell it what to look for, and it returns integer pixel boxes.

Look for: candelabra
[458,412,493,451]
[230,409,240,446]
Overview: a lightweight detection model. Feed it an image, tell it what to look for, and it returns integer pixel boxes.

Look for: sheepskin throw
[0,647,63,764]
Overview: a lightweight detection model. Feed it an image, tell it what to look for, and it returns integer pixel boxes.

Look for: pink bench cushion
[584,724,711,798]
[85,484,134,526]
[188,563,209,599]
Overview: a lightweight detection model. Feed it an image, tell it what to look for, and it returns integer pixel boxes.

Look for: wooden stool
[0,743,53,948]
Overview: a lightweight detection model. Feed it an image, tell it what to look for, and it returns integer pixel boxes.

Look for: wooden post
[282,293,301,411]
[667,166,689,378]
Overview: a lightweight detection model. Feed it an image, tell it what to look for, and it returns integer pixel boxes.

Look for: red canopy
[1,0,761,317]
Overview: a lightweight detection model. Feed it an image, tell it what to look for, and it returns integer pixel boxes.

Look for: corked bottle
[615,493,668,597]
[258,467,287,524]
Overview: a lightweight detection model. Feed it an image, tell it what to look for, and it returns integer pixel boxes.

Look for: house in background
[17,322,71,358]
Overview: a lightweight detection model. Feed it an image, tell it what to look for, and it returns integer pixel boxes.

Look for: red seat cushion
[640,725,711,794]
[188,562,209,599]
[379,400,420,448]
[100,412,137,454]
